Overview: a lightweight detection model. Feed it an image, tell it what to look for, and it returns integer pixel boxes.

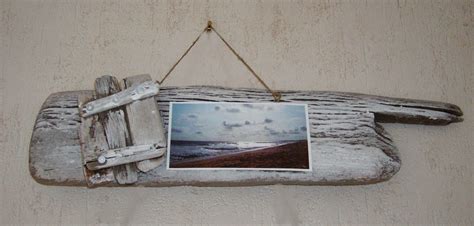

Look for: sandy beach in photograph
[170,140,309,169]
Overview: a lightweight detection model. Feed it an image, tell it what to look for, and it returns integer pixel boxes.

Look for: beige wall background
[1,0,472,225]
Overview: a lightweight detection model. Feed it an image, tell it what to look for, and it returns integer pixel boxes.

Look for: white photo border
[166,102,312,172]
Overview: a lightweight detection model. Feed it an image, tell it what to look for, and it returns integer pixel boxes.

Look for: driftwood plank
[94,75,138,185]
[29,86,463,186]
[124,74,167,172]
[78,95,115,186]
[29,91,89,186]
[81,81,159,117]
[157,86,463,125]
[85,145,166,170]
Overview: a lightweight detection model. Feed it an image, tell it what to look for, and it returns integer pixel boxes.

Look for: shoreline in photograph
[170,140,309,169]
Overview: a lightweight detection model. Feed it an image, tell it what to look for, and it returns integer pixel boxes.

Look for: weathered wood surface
[30,91,91,186]
[85,144,166,170]
[94,75,138,185]
[81,80,159,117]
[78,95,115,186]
[124,75,167,172]
[29,86,463,186]
[81,75,166,174]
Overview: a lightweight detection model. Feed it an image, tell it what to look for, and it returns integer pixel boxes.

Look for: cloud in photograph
[226,108,240,113]
[264,126,280,135]
[223,121,244,130]
[242,104,264,110]
[288,128,300,134]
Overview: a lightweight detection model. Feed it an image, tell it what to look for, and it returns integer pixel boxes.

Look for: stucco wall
[1,0,472,225]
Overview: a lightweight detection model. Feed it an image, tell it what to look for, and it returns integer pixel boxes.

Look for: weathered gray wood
[81,81,159,117]
[79,95,108,164]
[94,75,137,185]
[86,145,166,170]
[78,95,115,186]
[29,86,463,186]
[137,158,166,173]
[113,164,138,185]
[29,91,89,186]
[124,74,167,172]
[156,86,462,125]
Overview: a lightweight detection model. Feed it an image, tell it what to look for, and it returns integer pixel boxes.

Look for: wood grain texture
[29,91,90,186]
[94,75,138,185]
[124,74,167,172]
[81,80,159,117]
[85,144,166,170]
[78,94,115,186]
[29,86,462,186]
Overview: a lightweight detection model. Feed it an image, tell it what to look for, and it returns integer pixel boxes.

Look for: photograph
[167,102,311,171]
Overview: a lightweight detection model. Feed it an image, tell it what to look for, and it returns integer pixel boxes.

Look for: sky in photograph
[170,103,308,142]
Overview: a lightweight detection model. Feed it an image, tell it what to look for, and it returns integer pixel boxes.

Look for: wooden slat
[94,75,138,185]
[29,86,463,186]
[137,158,165,173]
[81,81,159,117]
[78,95,115,187]
[113,164,138,185]
[124,74,167,172]
[85,145,166,170]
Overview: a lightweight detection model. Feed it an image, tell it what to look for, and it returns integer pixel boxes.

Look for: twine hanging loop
[158,21,282,102]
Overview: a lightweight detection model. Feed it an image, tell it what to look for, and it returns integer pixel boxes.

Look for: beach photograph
[167,102,311,171]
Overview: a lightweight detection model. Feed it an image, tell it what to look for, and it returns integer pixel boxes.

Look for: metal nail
[97,155,107,165]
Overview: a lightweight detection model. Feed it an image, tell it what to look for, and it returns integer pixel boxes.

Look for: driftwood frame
[29,75,463,187]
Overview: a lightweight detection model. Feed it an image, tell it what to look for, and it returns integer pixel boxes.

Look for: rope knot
[272,92,282,102]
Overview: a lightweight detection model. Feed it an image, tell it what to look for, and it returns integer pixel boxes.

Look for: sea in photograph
[169,140,290,161]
